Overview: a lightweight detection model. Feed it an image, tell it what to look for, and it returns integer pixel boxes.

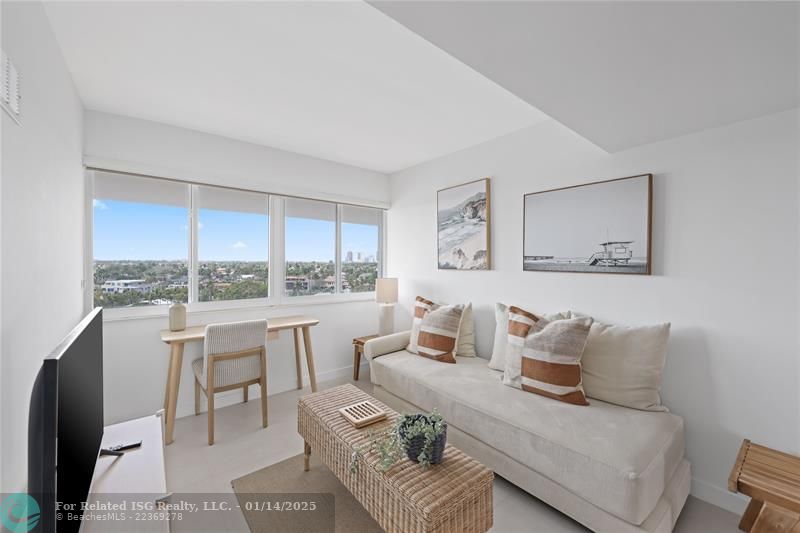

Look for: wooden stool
[729,439,800,532]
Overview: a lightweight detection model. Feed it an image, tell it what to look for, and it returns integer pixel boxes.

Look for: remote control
[107,441,142,452]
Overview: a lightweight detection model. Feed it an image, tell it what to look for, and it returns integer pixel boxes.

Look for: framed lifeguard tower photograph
[523,174,652,275]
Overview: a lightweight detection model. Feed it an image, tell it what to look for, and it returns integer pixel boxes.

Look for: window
[90,170,385,313]
[92,172,189,308]
[341,205,381,293]
[284,198,336,296]
[197,186,269,302]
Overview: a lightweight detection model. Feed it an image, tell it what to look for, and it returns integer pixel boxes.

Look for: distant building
[240,274,255,280]
[101,279,151,294]
[285,275,309,291]
[167,278,188,289]
[356,252,362,262]
[345,251,353,262]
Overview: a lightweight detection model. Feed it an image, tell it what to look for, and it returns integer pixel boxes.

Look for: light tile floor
[165,373,740,532]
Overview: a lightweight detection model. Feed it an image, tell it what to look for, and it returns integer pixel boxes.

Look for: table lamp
[376,278,398,336]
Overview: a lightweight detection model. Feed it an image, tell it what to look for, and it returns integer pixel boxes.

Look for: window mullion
[272,196,286,305]
[335,204,342,295]
[380,209,387,278]
[189,185,199,304]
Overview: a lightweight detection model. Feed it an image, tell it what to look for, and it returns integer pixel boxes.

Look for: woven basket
[399,414,448,465]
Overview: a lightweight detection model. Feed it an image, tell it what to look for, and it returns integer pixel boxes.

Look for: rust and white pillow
[407,296,475,357]
[407,297,464,363]
[503,309,594,406]
[489,303,573,371]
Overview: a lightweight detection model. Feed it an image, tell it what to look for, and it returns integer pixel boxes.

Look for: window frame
[86,170,385,321]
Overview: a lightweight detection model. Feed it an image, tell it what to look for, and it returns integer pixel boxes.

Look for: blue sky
[93,199,378,262]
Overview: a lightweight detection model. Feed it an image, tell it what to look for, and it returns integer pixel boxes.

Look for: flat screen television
[28,307,104,533]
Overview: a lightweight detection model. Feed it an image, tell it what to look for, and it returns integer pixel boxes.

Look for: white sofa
[364,330,690,533]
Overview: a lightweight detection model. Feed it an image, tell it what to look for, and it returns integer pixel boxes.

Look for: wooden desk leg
[293,328,303,390]
[304,441,311,472]
[353,346,361,381]
[301,326,318,393]
[164,342,184,445]
[740,499,764,532]
[164,354,174,412]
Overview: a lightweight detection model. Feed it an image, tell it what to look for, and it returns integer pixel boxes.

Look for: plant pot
[398,414,447,465]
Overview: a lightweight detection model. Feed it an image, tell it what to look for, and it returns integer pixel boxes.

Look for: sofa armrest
[363,330,410,361]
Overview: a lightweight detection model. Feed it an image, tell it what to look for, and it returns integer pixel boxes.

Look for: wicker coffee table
[298,384,493,533]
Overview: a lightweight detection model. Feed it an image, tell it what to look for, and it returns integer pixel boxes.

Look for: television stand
[82,412,169,533]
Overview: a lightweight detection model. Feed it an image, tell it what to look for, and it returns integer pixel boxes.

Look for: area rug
[232,453,382,533]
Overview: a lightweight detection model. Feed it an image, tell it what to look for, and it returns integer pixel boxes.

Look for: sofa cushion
[371,351,685,525]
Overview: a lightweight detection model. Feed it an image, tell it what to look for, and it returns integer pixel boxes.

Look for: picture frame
[437,178,491,270]
[522,174,652,275]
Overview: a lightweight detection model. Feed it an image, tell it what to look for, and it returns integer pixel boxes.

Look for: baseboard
[691,476,747,515]
[180,361,370,417]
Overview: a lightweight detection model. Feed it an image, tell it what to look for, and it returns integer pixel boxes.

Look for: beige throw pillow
[503,315,594,405]
[456,303,477,357]
[581,322,671,411]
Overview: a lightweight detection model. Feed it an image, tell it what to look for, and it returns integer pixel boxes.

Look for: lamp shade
[375,278,398,304]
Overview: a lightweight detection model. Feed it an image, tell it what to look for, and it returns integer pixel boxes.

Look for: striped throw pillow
[503,315,594,405]
[407,296,439,354]
[416,304,465,363]
[407,297,464,364]
[501,306,540,381]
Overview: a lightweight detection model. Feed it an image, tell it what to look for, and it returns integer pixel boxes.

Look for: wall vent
[1,49,21,124]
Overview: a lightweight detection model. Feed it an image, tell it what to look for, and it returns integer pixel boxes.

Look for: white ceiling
[43,1,547,174]
[373,1,800,153]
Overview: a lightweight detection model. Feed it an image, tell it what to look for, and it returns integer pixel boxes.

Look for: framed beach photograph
[437,178,491,270]
[523,174,652,275]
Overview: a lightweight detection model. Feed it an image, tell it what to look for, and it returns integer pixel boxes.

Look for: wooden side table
[729,439,800,532]
[352,335,378,380]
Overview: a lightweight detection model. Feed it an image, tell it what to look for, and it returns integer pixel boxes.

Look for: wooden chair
[192,320,268,445]
[729,439,800,532]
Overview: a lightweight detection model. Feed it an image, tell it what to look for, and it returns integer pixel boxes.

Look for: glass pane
[197,186,269,302]
[93,194,189,308]
[341,205,381,293]
[285,198,336,296]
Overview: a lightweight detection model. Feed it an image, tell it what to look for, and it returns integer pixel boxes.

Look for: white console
[81,413,169,533]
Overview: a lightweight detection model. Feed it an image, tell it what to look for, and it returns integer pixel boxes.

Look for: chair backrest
[202,319,268,384]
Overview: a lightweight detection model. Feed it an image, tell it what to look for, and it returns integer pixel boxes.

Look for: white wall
[84,111,390,208]
[1,2,85,492]
[387,109,800,513]
[84,112,390,425]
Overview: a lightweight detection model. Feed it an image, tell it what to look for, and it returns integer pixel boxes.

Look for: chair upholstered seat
[192,355,261,389]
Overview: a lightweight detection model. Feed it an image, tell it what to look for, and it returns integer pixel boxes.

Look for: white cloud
[231,241,247,249]
[93,199,108,210]
[198,221,204,230]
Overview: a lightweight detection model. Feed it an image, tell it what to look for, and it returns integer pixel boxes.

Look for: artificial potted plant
[350,410,447,473]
